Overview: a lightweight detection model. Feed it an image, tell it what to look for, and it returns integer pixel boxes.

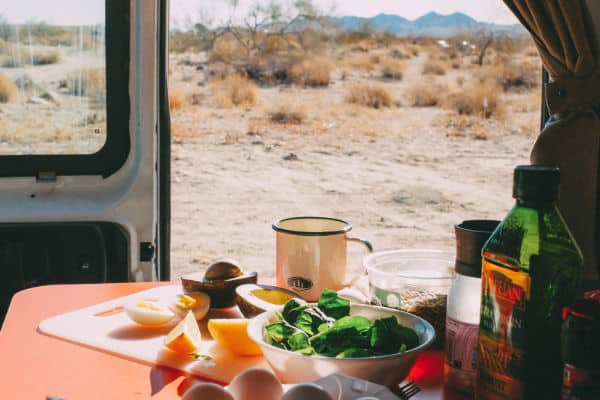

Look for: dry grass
[268,103,305,124]
[343,54,379,71]
[407,83,442,107]
[171,122,196,144]
[422,58,447,75]
[32,50,60,65]
[290,57,333,87]
[0,73,17,103]
[211,74,259,108]
[54,128,74,142]
[169,89,185,111]
[445,81,502,119]
[66,67,105,101]
[346,84,392,109]
[381,58,405,80]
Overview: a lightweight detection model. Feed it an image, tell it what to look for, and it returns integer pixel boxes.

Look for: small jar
[444,220,498,396]
[561,295,600,400]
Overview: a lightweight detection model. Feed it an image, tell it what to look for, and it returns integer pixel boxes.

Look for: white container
[444,220,498,396]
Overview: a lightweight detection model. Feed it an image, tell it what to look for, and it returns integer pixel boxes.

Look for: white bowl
[247,303,435,388]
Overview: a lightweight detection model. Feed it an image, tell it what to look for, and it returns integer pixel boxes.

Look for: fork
[397,380,421,399]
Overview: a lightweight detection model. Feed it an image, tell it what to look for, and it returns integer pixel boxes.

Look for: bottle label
[445,316,479,393]
[478,258,530,400]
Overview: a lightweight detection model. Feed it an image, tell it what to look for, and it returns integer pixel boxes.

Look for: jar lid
[454,220,499,278]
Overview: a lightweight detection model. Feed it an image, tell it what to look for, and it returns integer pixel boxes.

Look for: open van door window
[0,0,170,321]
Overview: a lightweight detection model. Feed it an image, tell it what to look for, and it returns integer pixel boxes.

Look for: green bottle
[477,166,583,400]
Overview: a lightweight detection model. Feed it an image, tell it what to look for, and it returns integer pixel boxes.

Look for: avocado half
[235,283,299,318]
[181,259,257,308]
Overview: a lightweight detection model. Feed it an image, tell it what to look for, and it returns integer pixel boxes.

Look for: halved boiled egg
[124,300,175,326]
[169,292,210,320]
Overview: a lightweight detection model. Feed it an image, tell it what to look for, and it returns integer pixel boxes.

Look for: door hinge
[139,242,155,262]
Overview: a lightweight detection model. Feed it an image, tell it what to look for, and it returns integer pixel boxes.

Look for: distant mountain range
[331,12,525,37]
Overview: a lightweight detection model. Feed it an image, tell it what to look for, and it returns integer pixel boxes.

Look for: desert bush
[344,54,378,71]
[169,89,185,111]
[66,68,105,101]
[408,45,420,56]
[496,63,539,91]
[407,84,442,107]
[0,73,17,103]
[451,60,461,69]
[32,50,59,65]
[381,58,405,80]
[211,74,258,108]
[268,103,305,124]
[423,58,447,75]
[290,57,333,87]
[209,39,246,64]
[445,81,502,118]
[346,84,392,109]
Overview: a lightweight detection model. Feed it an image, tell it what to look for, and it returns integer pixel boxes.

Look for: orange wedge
[207,318,262,356]
[164,311,202,355]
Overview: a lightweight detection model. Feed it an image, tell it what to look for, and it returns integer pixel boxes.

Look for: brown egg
[227,368,283,400]
[182,382,233,400]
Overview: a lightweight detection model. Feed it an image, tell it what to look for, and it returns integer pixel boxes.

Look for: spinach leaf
[335,347,371,358]
[369,316,401,354]
[296,307,334,336]
[312,326,370,356]
[331,316,372,334]
[265,321,299,344]
[394,324,419,350]
[317,289,350,320]
[288,331,313,355]
[282,298,308,324]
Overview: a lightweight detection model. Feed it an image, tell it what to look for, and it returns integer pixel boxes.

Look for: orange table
[0,283,468,399]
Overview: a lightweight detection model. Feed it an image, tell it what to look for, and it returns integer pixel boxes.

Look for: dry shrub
[32,50,60,65]
[451,60,462,69]
[524,47,539,57]
[407,84,442,107]
[344,54,378,71]
[423,58,447,75]
[209,39,246,64]
[346,84,392,109]
[0,73,17,103]
[381,58,405,80]
[169,89,185,111]
[66,68,105,101]
[408,45,420,56]
[268,103,305,124]
[211,74,258,108]
[290,57,333,87]
[445,81,502,118]
[494,63,539,91]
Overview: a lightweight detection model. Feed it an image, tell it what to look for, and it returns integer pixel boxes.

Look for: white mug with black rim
[273,216,372,301]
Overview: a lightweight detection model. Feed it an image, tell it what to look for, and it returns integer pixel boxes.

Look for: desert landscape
[0,9,542,280]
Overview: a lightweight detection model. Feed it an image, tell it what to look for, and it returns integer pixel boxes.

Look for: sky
[1,0,518,26]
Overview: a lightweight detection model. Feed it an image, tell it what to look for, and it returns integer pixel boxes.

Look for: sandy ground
[169,49,539,280]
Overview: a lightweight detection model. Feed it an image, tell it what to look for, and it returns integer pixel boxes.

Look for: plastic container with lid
[444,220,499,396]
[364,249,454,349]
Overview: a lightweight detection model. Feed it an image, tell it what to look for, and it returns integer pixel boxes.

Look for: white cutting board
[38,285,271,383]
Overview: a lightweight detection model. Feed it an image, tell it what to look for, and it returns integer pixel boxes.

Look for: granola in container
[364,249,454,349]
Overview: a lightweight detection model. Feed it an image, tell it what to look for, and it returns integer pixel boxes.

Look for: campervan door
[0,0,169,320]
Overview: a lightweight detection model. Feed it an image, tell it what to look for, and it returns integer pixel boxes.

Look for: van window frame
[0,0,130,178]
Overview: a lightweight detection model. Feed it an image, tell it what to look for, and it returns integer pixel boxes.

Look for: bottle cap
[454,220,499,278]
[513,165,560,201]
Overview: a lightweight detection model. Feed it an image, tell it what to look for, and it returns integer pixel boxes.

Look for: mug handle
[346,236,373,252]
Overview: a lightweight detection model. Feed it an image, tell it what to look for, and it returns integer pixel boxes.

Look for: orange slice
[164,311,202,355]
[207,319,262,356]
